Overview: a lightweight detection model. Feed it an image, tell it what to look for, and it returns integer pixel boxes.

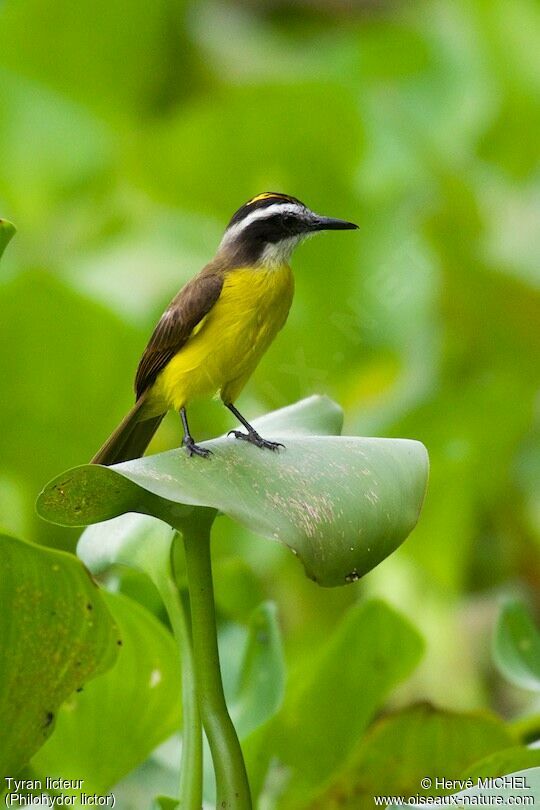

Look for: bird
[91,192,358,465]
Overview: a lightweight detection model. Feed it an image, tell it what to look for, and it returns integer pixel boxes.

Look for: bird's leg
[225,402,284,452]
[180,407,212,458]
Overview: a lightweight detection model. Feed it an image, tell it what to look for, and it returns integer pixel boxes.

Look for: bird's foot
[183,437,212,458]
[228,430,284,452]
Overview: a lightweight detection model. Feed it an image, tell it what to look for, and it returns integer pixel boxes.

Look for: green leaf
[307,704,515,809]
[231,602,285,740]
[0,534,119,775]
[0,219,15,259]
[78,513,175,586]
[493,601,540,691]
[248,599,425,806]
[462,747,540,780]
[152,797,178,810]
[37,397,429,587]
[32,591,181,792]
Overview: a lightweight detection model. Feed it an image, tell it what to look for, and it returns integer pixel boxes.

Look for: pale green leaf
[37,397,429,588]
[32,591,181,793]
[493,601,540,691]
[0,534,119,775]
[307,704,514,810]
[462,747,540,780]
[231,602,285,741]
[78,513,175,587]
[246,599,425,806]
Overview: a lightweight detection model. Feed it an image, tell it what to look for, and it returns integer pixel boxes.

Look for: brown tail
[91,396,165,465]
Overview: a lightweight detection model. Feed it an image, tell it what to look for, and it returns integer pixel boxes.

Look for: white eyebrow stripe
[220,202,305,246]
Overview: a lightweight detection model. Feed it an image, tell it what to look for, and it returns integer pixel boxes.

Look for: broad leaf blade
[248,395,343,437]
[0,535,119,774]
[78,512,175,583]
[493,601,540,691]
[37,398,429,587]
[246,599,425,805]
[462,748,540,780]
[32,591,181,792]
[231,602,285,740]
[306,704,514,809]
[75,397,343,582]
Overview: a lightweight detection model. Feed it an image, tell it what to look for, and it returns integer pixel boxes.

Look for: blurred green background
[0,0,539,786]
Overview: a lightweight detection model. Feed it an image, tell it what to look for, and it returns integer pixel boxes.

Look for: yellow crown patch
[247,193,285,206]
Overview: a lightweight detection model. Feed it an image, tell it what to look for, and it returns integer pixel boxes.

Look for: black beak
[310,215,359,231]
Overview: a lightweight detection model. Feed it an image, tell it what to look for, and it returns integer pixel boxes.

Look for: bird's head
[219,192,358,266]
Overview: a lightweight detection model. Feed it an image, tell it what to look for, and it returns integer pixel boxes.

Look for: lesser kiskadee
[92,192,358,464]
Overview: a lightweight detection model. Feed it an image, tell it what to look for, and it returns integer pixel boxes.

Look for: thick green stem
[155,536,203,810]
[183,516,252,810]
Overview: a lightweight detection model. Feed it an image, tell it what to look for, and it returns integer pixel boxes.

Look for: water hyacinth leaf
[461,747,540,781]
[246,395,343,437]
[0,219,16,259]
[78,512,176,585]
[230,602,285,741]
[37,397,429,588]
[306,704,514,809]
[493,601,540,691]
[0,534,119,775]
[75,396,343,583]
[32,591,181,793]
[262,599,425,807]
[152,797,178,810]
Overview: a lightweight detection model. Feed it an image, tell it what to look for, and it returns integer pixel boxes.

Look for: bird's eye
[282,214,295,228]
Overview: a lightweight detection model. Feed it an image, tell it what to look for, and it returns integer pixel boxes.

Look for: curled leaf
[37,397,429,587]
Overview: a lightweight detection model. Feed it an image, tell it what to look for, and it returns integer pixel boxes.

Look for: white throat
[260,235,303,268]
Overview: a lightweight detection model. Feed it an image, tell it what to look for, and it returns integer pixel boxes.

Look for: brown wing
[135,267,223,399]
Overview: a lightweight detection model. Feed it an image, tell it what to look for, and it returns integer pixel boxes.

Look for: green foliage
[78,513,175,586]
[153,797,178,810]
[38,396,426,805]
[0,0,196,121]
[308,704,515,809]
[31,591,181,793]
[0,534,118,775]
[1,0,539,802]
[493,601,540,691]
[231,602,285,741]
[462,747,540,780]
[244,599,424,805]
[37,397,428,587]
[0,272,141,546]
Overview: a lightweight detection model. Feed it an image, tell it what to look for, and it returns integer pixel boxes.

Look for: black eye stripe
[243,212,303,242]
[228,194,305,228]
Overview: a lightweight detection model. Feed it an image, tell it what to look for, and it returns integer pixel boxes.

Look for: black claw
[229,430,284,452]
[183,438,212,458]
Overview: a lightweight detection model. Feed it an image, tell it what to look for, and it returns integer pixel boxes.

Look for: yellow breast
[152,263,294,411]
